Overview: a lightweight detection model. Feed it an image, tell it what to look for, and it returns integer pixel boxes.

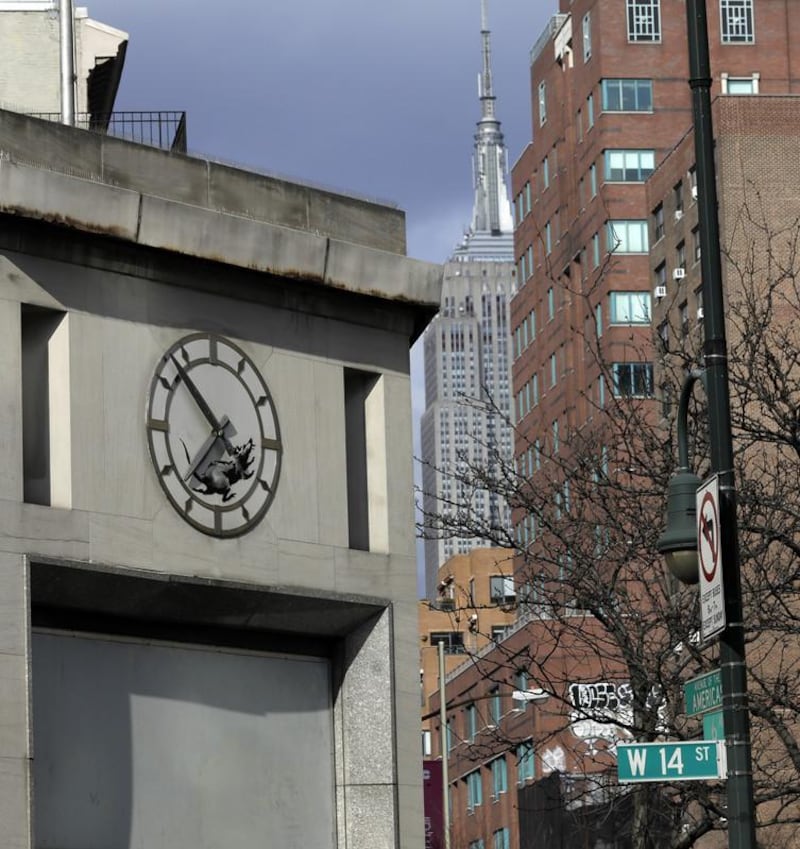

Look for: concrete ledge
[0,159,441,308]
[0,158,140,241]
[138,195,329,282]
[325,238,442,306]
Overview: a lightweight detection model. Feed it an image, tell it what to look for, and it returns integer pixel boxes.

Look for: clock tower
[0,108,441,849]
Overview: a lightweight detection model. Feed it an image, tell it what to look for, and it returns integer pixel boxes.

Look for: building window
[598,375,606,409]
[674,180,684,215]
[688,165,697,196]
[538,80,547,125]
[587,92,595,128]
[676,240,686,270]
[589,163,597,197]
[489,688,502,726]
[517,741,535,784]
[696,286,704,320]
[692,226,701,263]
[607,220,649,253]
[430,632,465,655]
[545,221,552,255]
[658,320,670,353]
[720,0,754,43]
[655,262,667,290]
[722,73,759,94]
[627,0,661,42]
[446,717,454,752]
[514,670,528,711]
[604,149,655,182]
[491,625,508,642]
[542,155,550,189]
[467,769,483,810]
[610,291,652,324]
[422,729,432,756]
[582,12,592,62]
[550,353,557,387]
[466,703,478,741]
[680,301,689,337]
[592,233,600,268]
[653,204,665,242]
[491,756,508,797]
[493,827,510,849]
[601,78,653,111]
[552,419,560,453]
[595,303,603,337]
[470,841,486,849]
[490,575,515,604]
[612,362,654,397]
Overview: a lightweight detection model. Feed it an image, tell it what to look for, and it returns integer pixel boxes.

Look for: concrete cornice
[0,137,441,313]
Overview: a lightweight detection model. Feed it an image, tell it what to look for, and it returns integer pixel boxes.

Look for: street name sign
[684,670,722,717]
[617,741,726,783]
[698,475,725,640]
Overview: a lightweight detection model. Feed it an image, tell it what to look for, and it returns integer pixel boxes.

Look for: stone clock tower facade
[0,109,440,849]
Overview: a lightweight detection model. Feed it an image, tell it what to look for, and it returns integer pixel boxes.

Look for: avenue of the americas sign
[684,669,722,717]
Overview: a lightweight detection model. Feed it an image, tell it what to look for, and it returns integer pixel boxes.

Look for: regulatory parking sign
[698,475,725,640]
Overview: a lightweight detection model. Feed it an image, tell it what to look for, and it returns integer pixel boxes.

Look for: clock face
[146,333,282,537]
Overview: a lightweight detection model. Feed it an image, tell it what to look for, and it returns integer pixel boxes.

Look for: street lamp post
[655,3,757,847]
[438,640,451,849]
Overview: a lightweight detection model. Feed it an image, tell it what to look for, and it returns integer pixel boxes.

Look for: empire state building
[420,0,515,598]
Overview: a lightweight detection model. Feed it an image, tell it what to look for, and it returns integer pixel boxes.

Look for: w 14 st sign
[617,741,726,783]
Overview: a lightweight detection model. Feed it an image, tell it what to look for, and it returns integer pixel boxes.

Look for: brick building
[427,613,636,849]
[486,2,800,848]
[510,0,800,550]
[420,548,518,757]
[648,94,800,362]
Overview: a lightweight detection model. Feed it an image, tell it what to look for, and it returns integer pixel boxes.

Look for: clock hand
[170,354,238,457]
[170,354,223,434]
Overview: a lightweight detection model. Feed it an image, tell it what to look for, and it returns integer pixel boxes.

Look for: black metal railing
[31,111,187,153]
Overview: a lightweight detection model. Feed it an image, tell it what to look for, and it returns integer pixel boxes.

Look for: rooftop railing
[31,111,187,153]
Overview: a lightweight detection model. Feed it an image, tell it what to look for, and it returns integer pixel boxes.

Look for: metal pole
[684,2,755,847]
[438,640,451,849]
[59,0,76,125]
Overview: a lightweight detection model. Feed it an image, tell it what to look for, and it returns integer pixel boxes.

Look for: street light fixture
[656,370,704,585]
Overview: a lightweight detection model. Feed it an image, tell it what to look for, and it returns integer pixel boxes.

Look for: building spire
[479,0,495,121]
[455,0,513,257]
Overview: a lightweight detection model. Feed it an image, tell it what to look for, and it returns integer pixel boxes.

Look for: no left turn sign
[698,489,719,582]
[698,475,725,640]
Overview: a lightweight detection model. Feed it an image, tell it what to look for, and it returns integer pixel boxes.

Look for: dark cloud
[87,0,554,262]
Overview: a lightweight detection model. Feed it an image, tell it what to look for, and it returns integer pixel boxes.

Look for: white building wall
[0,4,126,115]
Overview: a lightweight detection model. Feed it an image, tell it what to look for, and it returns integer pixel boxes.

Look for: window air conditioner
[654,285,667,299]
[673,267,685,280]
[691,185,698,200]
[674,209,683,221]
[697,307,704,319]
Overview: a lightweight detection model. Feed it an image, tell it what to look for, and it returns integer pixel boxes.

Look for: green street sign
[703,709,725,740]
[684,670,722,716]
[617,741,726,783]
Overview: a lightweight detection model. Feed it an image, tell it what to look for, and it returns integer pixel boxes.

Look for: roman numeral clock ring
[146,333,282,537]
